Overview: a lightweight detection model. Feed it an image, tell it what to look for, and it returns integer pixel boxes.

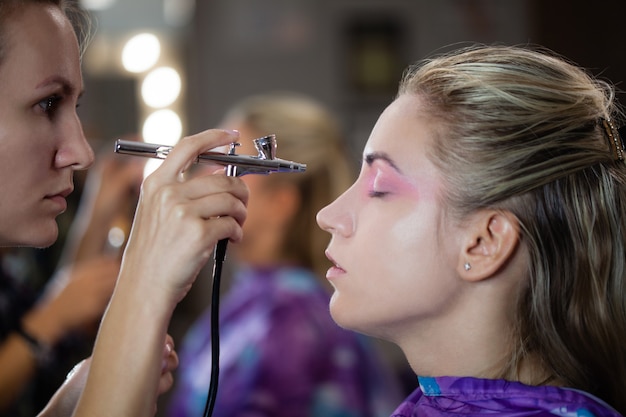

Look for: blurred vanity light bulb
[80,0,117,10]
[142,109,182,145]
[122,33,161,73]
[144,159,163,179]
[141,67,182,108]
[107,226,126,249]
[141,113,181,178]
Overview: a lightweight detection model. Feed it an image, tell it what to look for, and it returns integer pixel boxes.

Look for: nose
[316,188,355,238]
[54,115,95,171]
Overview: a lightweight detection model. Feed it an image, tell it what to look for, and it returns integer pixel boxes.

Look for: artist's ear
[457,210,520,282]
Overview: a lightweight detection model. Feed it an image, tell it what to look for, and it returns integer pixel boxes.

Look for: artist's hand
[119,129,249,307]
[158,334,179,396]
[37,334,178,417]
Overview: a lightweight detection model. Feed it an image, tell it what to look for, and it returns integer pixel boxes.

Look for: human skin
[0,3,93,248]
[316,94,528,379]
[74,129,248,416]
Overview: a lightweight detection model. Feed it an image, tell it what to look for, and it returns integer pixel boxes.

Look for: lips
[45,186,73,212]
[46,186,73,199]
[325,250,346,279]
[325,250,339,267]
[59,187,73,198]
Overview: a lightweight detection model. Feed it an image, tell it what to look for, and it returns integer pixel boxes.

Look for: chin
[329,293,394,340]
[328,293,348,327]
[21,224,59,248]
[329,294,366,333]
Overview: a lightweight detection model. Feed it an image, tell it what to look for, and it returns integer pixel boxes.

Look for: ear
[457,210,520,282]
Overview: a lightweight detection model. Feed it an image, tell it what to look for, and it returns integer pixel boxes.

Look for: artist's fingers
[181,189,247,226]
[158,335,178,395]
[200,209,245,244]
[154,129,239,179]
[175,172,249,209]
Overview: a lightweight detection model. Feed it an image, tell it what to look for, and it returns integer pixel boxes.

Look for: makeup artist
[0,1,248,416]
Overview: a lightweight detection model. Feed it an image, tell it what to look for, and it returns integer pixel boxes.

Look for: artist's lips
[45,187,72,212]
[325,250,346,279]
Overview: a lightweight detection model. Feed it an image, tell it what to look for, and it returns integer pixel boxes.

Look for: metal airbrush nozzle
[253,134,277,160]
[114,134,306,177]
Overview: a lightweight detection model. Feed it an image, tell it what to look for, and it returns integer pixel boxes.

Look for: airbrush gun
[114,134,306,177]
[114,134,305,417]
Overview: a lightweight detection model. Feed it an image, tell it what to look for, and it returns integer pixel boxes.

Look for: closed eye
[368,190,389,198]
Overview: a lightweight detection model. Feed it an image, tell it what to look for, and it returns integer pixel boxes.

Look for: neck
[394,278,527,380]
[397,311,513,379]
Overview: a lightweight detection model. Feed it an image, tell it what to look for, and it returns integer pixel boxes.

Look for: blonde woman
[317,45,626,416]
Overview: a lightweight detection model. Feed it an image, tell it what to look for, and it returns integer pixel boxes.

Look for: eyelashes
[368,190,389,198]
[37,95,62,117]
[368,171,391,198]
[367,172,391,198]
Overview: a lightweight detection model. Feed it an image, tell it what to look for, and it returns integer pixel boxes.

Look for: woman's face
[0,5,93,247]
[316,94,465,342]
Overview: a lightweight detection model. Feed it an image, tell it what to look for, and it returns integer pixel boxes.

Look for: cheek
[0,129,34,180]
[353,200,440,289]
[330,213,433,337]
[387,206,442,277]
[370,200,449,282]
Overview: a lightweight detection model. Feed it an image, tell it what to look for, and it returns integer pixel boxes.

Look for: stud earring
[464,262,471,271]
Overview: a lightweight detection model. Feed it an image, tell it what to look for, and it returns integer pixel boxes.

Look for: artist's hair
[0,0,92,64]
[222,92,355,278]
[399,44,626,414]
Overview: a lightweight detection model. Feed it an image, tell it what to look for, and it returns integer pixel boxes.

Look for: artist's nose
[55,115,94,171]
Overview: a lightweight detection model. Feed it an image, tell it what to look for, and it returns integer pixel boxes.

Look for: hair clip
[600,117,626,161]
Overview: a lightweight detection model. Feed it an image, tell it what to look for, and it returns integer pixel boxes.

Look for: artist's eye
[37,95,62,116]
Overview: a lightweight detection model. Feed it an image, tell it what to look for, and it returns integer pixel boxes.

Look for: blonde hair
[223,92,355,278]
[0,0,92,62]
[399,45,626,413]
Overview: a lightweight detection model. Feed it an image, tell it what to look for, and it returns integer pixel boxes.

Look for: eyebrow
[364,151,403,174]
[36,75,84,97]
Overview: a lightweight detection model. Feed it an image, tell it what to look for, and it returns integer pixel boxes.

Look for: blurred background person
[165,92,404,417]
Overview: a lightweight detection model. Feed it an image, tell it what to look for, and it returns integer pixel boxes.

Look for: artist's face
[316,94,464,342]
[0,5,93,247]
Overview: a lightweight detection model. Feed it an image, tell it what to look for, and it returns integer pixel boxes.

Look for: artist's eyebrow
[37,75,84,97]
[364,151,403,174]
